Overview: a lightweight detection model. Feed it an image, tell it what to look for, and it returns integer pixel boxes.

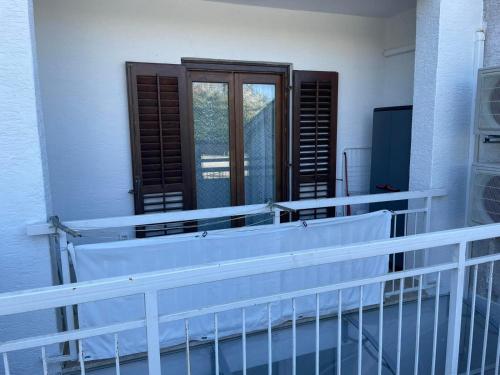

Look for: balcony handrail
[0,262,456,355]
[3,218,497,318]
[5,193,499,374]
[26,189,446,235]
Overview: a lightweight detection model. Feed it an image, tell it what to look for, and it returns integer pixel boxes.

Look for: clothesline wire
[74,210,293,240]
[70,205,270,232]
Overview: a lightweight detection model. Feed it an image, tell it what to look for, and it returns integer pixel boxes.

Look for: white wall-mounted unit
[474,67,500,164]
[468,67,500,226]
[476,67,500,134]
[469,165,500,225]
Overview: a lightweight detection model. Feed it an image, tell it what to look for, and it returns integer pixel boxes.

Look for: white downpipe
[464,27,486,226]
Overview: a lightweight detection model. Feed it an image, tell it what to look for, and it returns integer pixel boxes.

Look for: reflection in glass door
[192,82,231,210]
[189,71,283,228]
[242,83,276,224]
[191,73,235,230]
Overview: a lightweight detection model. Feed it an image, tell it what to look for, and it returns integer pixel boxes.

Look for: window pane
[193,82,231,221]
[243,84,276,225]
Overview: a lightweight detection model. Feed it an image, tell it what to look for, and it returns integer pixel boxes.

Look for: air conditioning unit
[468,68,500,226]
[469,165,500,225]
[476,67,500,133]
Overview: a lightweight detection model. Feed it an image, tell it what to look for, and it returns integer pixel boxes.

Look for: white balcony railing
[8,190,494,375]
[3,220,500,374]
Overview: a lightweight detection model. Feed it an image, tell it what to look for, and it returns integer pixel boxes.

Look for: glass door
[190,72,235,229]
[235,74,283,224]
[189,71,283,226]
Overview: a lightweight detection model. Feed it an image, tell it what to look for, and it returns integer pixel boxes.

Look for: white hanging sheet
[74,210,391,359]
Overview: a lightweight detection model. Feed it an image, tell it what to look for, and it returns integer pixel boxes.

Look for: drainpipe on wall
[465,26,486,227]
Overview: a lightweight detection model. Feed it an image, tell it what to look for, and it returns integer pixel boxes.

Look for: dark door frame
[234,72,283,206]
[183,58,291,208]
[187,71,237,208]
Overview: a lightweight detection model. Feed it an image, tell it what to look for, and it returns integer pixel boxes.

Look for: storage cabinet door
[369,106,412,214]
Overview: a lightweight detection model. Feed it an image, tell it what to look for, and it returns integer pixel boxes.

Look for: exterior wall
[0,0,57,373]
[382,8,417,106]
[34,0,416,223]
[484,0,500,67]
[410,0,483,233]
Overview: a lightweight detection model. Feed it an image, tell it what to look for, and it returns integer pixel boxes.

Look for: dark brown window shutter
[127,63,193,235]
[292,70,338,219]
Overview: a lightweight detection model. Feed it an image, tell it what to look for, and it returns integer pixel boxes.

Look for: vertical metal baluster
[408,212,418,285]
[378,283,384,375]
[242,308,247,375]
[78,339,86,375]
[481,262,494,375]
[58,231,77,359]
[495,325,500,375]
[414,275,423,375]
[214,313,219,375]
[392,215,398,292]
[431,272,441,375]
[466,265,478,375]
[358,286,364,375]
[42,346,48,375]
[185,319,191,375]
[412,249,418,288]
[273,209,281,225]
[337,290,342,375]
[424,197,432,232]
[400,213,408,292]
[392,252,396,293]
[3,353,10,375]
[145,291,161,375]
[315,294,320,375]
[268,303,272,375]
[292,298,297,375]
[397,279,403,375]
[407,212,418,275]
[445,242,467,375]
[114,334,121,375]
[393,215,398,237]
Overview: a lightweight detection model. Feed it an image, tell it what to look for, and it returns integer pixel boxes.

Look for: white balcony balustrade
[5,190,495,375]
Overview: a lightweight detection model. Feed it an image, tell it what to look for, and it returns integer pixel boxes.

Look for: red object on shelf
[375,184,401,192]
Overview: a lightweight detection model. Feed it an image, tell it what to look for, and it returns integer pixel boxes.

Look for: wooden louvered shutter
[127,63,193,233]
[292,70,338,219]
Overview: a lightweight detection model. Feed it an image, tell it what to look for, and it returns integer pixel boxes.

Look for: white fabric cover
[74,211,391,360]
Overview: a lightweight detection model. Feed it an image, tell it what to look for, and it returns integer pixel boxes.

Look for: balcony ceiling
[206,0,416,18]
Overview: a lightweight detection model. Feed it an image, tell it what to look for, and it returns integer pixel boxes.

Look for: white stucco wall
[34,0,416,223]
[410,0,483,233]
[382,8,416,106]
[0,0,57,373]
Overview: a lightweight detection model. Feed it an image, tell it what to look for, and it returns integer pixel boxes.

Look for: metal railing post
[422,196,433,285]
[57,229,77,359]
[424,196,432,233]
[445,241,467,374]
[273,209,281,226]
[144,291,161,374]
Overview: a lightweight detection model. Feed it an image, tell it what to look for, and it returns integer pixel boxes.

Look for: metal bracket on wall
[49,216,82,238]
[267,201,296,213]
